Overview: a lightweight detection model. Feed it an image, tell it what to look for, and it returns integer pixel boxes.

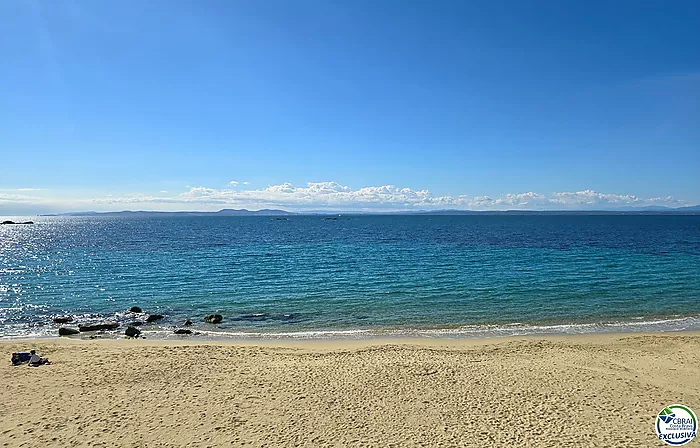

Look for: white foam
[3,315,700,341]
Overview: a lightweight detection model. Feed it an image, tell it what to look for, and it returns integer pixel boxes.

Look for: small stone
[174,329,192,335]
[53,316,73,324]
[79,322,119,332]
[204,314,223,324]
[125,326,141,337]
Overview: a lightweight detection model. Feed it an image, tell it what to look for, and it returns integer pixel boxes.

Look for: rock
[125,326,141,337]
[183,319,193,326]
[128,321,143,327]
[53,316,73,324]
[129,306,143,313]
[204,314,223,324]
[58,327,80,336]
[1,220,32,225]
[79,322,119,332]
[146,314,164,323]
[174,329,192,335]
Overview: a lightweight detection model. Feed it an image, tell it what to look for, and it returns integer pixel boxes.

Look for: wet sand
[1,332,699,447]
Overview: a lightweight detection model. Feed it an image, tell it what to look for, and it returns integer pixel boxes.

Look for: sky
[1,0,699,213]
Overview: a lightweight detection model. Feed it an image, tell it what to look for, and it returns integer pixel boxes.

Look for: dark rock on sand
[125,326,141,337]
[58,327,80,336]
[53,316,73,324]
[146,314,164,323]
[129,306,143,313]
[204,314,223,324]
[79,322,119,332]
[174,329,192,335]
[184,319,193,326]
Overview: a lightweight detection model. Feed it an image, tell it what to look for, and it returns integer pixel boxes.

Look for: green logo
[656,404,697,446]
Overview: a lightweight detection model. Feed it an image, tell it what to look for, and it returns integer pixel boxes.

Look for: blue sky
[1,0,699,212]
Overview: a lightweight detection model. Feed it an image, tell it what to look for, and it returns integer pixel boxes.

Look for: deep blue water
[1,215,699,339]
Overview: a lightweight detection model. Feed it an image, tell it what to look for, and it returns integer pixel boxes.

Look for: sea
[1,214,699,340]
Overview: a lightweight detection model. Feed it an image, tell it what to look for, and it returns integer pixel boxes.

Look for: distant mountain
[215,209,293,216]
[408,208,700,215]
[39,206,700,217]
[676,205,700,212]
[42,209,293,217]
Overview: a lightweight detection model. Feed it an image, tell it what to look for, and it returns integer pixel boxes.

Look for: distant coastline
[37,205,700,217]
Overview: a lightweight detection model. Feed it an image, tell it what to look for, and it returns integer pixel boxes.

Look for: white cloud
[0,181,692,213]
[0,192,37,202]
[229,181,238,186]
[113,182,688,211]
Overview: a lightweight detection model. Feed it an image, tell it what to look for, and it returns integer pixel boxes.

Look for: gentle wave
[6,315,699,341]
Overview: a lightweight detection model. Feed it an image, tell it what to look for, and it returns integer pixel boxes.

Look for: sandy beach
[2,332,699,447]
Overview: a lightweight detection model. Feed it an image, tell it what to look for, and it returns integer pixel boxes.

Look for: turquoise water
[1,215,699,339]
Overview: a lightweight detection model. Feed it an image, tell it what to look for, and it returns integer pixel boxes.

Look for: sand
[1,332,699,447]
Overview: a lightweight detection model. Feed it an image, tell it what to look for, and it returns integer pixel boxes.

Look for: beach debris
[79,322,119,332]
[204,314,223,324]
[174,329,192,335]
[125,326,141,337]
[184,319,193,326]
[53,316,73,324]
[129,306,143,313]
[58,327,80,336]
[146,314,164,323]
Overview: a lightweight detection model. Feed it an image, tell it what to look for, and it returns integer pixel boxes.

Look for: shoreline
[4,312,700,342]
[4,328,700,349]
